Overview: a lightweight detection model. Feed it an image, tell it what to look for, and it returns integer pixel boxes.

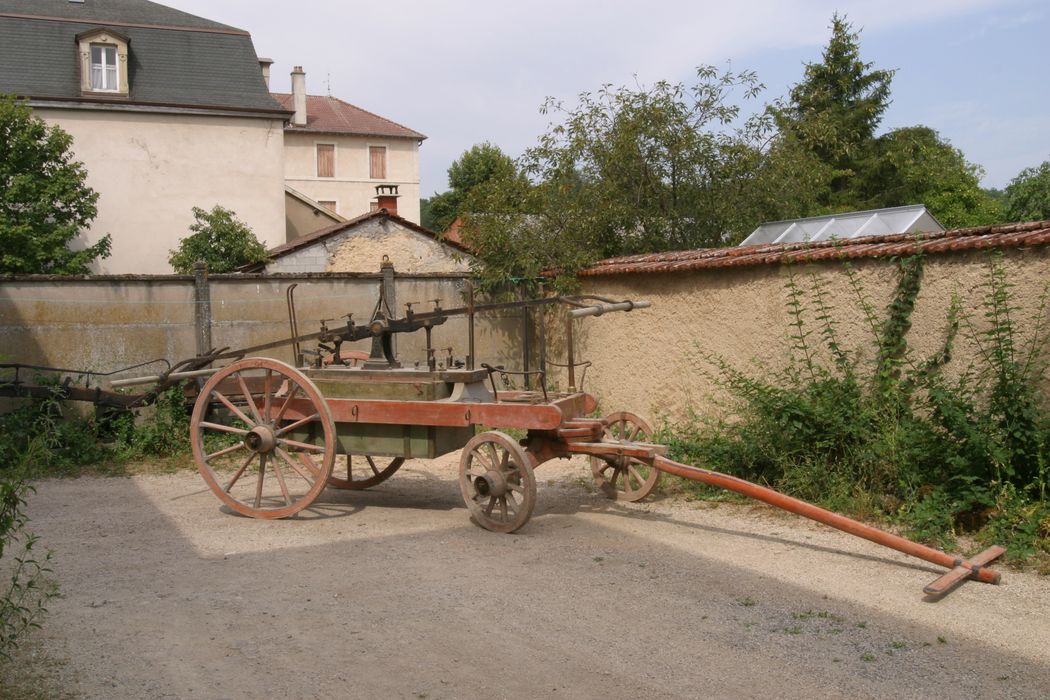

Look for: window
[369,146,386,179]
[318,201,337,213]
[90,44,118,91]
[77,29,129,96]
[316,144,335,178]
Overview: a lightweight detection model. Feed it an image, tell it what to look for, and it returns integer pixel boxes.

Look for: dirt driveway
[18,454,1050,699]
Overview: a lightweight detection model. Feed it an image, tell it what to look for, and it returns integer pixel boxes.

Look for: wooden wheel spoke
[254,453,267,509]
[272,383,301,423]
[507,481,524,493]
[206,442,247,462]
[269,457,293,506]
[236,374,263,424]
[275,413,320,437]
[224,453,256,493]
[275,447,315,483]
[200,420,249,436]
[627,464,647,490]
[262,368,273,422]
[365,456,381,477]
[211,390,256,428]
[484,496,496,516]
[627,425,643,441]
[277,437,326,453]
[498,496,508,521]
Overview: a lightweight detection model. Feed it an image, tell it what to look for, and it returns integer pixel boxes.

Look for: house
[257,187,471,274]
[270,66,426,232]
[0,0,291,274]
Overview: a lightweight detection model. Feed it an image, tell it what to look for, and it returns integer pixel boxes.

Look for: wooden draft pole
[651,455,1004,595]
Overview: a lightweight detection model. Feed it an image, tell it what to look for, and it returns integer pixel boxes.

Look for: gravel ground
[15,454,1050,699]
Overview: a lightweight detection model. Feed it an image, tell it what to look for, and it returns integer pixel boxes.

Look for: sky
[170,0,1049,196]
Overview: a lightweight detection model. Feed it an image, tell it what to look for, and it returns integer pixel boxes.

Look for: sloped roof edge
[266,210,472,260]
[578,220,1050,277]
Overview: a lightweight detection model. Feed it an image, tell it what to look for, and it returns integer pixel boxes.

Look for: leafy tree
[850,126,1002,228]
[427,143,521,232]
[461,67,775,288]
[168,205,268,274]
[1004,160,1050,222]
[0,95,110,274]
[775,14,894,201]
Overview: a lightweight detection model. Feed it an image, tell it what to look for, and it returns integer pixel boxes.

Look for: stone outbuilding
[255,190,471,274]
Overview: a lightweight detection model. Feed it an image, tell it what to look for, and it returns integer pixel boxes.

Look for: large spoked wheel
[190,358,335,519]
[591,411,661,502]
[459,431,537,533]
[326,455,405,490]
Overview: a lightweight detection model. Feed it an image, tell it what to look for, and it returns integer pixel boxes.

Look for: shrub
[667,251,1050,561]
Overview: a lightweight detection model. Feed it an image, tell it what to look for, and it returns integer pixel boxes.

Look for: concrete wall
[266,217,470,274]
[574,247,1050,423]
[0,272,522,381]
[37,108,288,275]
[283,132,421,224]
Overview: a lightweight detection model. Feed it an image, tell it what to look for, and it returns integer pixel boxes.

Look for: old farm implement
[11,266,1004,596]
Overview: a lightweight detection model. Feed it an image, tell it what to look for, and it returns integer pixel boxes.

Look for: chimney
[291,66,307,126]
[258,57,273,89]
[373,184,400,216]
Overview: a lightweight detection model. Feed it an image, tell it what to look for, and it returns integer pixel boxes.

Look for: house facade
[271,67,426,230]
[0,0,290,274]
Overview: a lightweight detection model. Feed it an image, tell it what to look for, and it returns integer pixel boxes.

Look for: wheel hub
[473,470,507,498]
[244,425,276,453]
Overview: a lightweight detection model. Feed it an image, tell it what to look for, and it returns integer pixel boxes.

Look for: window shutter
[369,146,386,179]
[316,144,335,177]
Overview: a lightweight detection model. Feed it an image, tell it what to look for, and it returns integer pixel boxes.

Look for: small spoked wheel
[459,431,536,533]
[190,358,335,519]
[327,455,405,490]
[591,411,661,502]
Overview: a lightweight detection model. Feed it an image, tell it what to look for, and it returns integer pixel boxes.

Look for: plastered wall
[575,247,1050,423]
[37,108,288,275]
[283,133,421,224]
[0,273,521,381]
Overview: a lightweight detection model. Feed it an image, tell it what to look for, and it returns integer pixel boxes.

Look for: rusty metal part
[459,431,536,533]
[286,283,302,367]
[0,360,169,408]
[190,358,335,519]
[591,412,662,502]
[649,454,1003,592]
[326,455,405,490]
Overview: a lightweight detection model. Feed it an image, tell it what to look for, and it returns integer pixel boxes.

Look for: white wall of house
[37,108,288,275]
[282,133,421,224]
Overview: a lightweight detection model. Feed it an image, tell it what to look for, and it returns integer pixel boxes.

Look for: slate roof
[271,93,425,140]
[0,0,287,115]
[579,220,1050,276]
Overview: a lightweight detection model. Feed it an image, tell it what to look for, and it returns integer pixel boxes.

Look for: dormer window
[77,29,130,96]
[90,45,118,91]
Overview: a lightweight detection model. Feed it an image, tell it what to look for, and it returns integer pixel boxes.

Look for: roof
[740,205,943,246]
[265,209,471,261]
[271,93,425,140]
[579,220,1050,277]
[0,0,287,115]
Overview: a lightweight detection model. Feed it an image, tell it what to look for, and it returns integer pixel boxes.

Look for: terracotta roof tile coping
[577,220,1050,276]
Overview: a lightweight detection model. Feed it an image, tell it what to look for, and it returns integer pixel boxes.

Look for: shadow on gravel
[23,470,1050,699]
